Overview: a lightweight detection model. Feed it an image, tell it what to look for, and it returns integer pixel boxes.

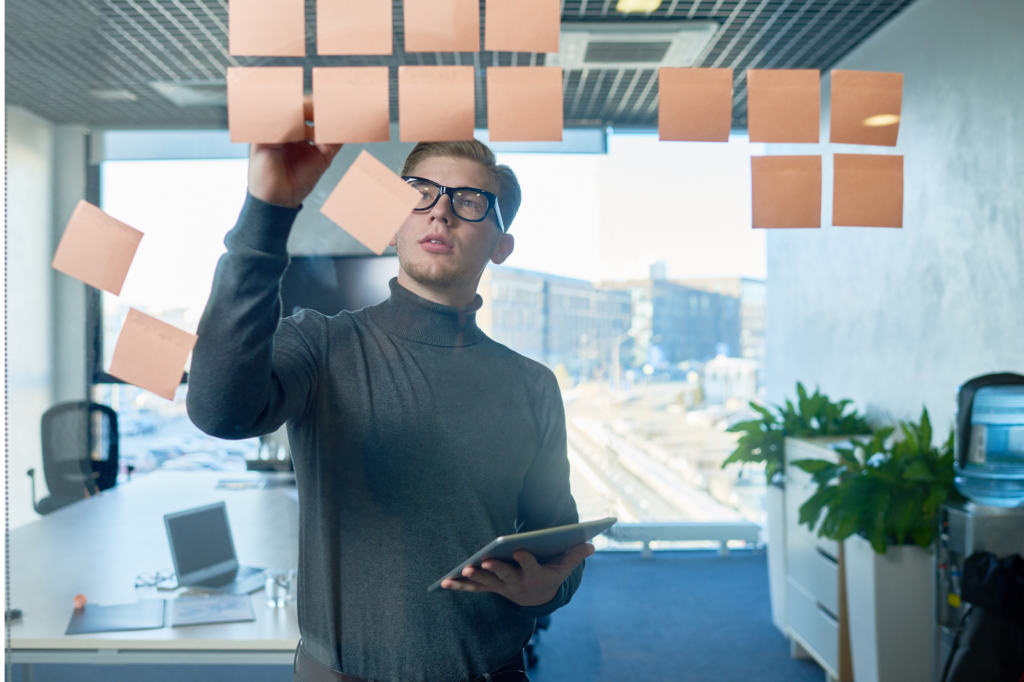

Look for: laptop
[163,502,265,594]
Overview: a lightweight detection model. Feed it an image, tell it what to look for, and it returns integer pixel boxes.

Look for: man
[186,105,592,682]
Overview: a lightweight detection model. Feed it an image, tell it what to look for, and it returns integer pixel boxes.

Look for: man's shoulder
[478,335,559,386]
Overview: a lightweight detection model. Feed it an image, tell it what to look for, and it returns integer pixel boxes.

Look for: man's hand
[248,96,343,208]
[440,542,595,608]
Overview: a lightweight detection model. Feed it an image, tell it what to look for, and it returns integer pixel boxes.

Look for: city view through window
[98,133,768,546]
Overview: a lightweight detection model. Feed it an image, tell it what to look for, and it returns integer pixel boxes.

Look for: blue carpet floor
[528,550,824,682]
[10,550,824,682]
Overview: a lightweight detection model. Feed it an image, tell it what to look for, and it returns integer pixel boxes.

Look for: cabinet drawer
[785,467,840,558]
[787,577,839,676]
[787,530,839,615]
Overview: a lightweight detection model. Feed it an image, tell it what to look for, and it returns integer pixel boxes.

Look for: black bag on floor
[942,552,1024,682]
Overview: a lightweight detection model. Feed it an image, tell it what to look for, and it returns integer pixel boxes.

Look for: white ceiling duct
[548,21,719,70]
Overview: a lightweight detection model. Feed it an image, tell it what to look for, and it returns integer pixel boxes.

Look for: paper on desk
[317,0,392,55]
[170,595,255,627]
[399,66,475,142]
[313,67,390,143]
[484,0,560,53]
[51,200,143,296]
[832,154,903,228]
[750,155,822,229]
[320,150,422,255]
[228,67,306,144]
[228,0,305,57]
[746,69,821,144]
[486,67,563,142]
[403,0,479,53]
[658,67,733,142]
[108,309,198,401]
[830,70,903,146]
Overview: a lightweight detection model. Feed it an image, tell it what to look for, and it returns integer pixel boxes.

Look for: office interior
[4,0,1023,680]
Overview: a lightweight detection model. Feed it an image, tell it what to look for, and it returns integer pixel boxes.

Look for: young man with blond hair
[187,114,591,682]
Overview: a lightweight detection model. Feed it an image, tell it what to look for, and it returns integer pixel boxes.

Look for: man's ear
[490,233,514,265]
[388,234,398,247]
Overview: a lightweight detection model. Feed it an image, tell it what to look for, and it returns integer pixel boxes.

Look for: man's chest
[311,343,542,509]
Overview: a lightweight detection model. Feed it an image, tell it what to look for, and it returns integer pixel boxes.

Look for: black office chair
[27,402,120,515]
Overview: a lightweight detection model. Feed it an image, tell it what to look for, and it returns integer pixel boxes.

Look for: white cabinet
[784,437,854,682]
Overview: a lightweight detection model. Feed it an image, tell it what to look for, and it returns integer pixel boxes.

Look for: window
[478,133,769,548]
[95,159,264,474]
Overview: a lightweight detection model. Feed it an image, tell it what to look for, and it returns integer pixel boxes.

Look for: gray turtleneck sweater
[186,195,584,682]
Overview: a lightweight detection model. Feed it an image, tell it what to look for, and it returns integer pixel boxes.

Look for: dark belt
[295,644,529,682]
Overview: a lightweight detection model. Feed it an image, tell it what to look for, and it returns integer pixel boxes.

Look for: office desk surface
[8,470,301,662]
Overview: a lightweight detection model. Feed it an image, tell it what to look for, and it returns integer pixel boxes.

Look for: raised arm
[186,100,342,439]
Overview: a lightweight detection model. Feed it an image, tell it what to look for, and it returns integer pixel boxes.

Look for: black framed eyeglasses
[402,176,506,233]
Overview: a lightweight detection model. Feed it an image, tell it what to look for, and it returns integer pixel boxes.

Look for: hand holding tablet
[431,517,616,607]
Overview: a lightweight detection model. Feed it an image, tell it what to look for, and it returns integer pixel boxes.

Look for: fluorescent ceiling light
[616,0,663,12]
[862,114,900,127]
[150,81,227,107]
[90,89,138,102]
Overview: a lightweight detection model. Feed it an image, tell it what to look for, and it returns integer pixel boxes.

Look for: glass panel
[98,159,262,474]
[486,133,768,550]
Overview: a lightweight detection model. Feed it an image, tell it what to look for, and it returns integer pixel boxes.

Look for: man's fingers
[546,543,595,571]
[462,566,504,590]
[513,550,541,572]
[480,559,518,583]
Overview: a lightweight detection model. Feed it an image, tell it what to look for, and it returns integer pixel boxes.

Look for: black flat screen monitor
[280,255,399,318]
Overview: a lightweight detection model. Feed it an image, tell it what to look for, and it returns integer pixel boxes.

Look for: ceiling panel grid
[5,0,918,129]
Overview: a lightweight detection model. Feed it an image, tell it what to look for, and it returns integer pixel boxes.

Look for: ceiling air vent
[549,21,719,70]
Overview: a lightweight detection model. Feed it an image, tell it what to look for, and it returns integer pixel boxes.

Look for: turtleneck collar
[366,278,484,348]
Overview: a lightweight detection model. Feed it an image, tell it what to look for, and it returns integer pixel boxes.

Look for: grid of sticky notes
[739,68,904,229]
[227,0,563,146]
[51,201,197,401]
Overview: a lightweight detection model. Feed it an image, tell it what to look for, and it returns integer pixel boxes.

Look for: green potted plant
[723,382,872,483]
[792,408,958,682]
[721,382,871,634]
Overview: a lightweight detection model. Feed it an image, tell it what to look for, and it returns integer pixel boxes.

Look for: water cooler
[935,373,1024,679]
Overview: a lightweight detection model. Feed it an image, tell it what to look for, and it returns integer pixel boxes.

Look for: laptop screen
[166,504,236,576]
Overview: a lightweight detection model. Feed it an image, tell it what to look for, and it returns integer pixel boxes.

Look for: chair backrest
[40,402,120,500]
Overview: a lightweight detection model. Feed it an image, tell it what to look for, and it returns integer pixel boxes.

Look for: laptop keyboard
[194,565,264,587]
[235,565,264,579]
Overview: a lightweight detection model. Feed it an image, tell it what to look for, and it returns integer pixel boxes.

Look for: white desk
[8,470,301,667]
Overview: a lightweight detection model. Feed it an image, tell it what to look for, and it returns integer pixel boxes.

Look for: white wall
[766,0,1024,435]
[5,109,90,529]
[6,106,56,529]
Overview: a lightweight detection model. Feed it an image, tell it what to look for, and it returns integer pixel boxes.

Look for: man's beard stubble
[395,237,464,290]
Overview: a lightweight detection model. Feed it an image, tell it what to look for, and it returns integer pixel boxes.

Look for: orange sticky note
[830,70,903,146]
[487,67,563,142]
[658,68,733,142]
[317,0,392,55]
[403,0,479,53]
[747,69,820,143]
[51,200,143,296]
[320,151,423,255]
[833,154,903,228]
[108,309,198,401]
[229,0,305,57]
[228,67,305,144]
[399,66,475,142]
[313,67,390,144]
[751,156,821,228]
[484,0,560,53]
